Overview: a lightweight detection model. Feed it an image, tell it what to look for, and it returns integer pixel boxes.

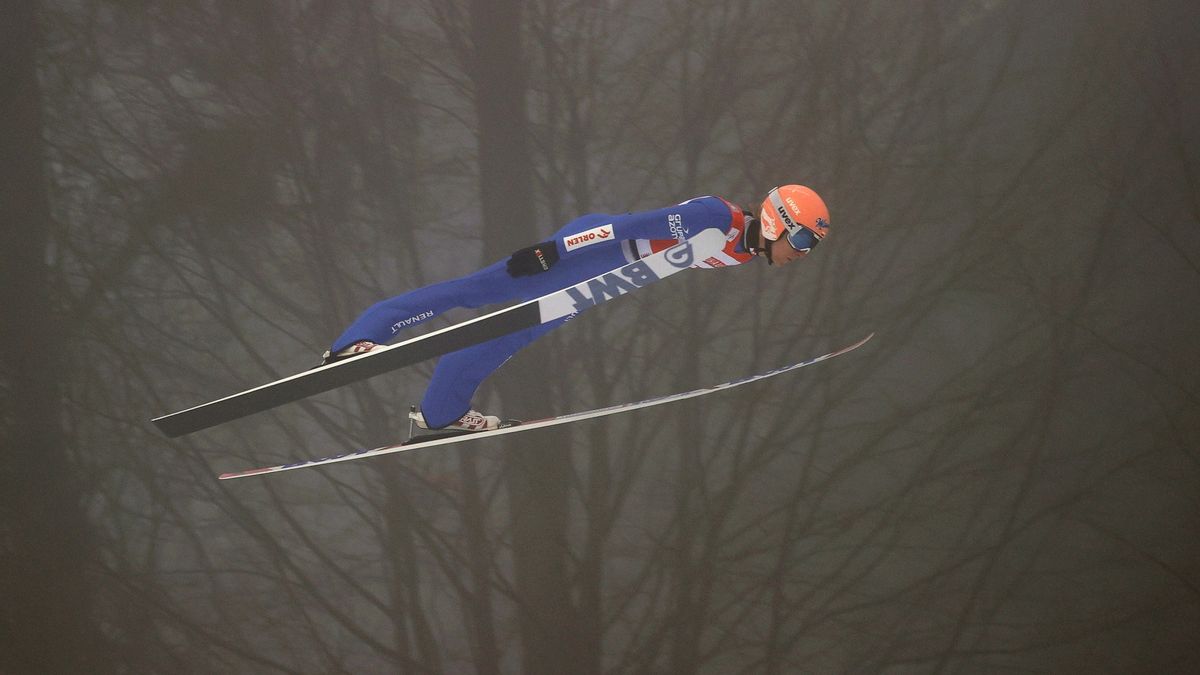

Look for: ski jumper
[330,196,756,428]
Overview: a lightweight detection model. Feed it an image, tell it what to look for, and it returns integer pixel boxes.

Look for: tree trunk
[0,4,106,673]
[468,0,584,672]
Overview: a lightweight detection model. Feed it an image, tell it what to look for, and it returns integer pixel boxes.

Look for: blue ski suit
[330,196,757,428]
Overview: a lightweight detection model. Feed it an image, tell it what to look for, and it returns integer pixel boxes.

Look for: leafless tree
[10,0,1198,672]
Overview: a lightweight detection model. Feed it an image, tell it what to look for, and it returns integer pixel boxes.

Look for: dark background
[2,1,1198,672]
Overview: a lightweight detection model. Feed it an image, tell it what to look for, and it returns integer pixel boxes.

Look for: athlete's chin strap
[742,212,774,265]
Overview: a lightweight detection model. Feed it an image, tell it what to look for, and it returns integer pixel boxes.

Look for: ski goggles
[784,224,822,253]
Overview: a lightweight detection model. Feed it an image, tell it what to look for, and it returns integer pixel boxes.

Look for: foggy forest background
[2,0,1198,672]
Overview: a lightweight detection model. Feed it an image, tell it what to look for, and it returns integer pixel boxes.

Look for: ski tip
[834,332,874,356]
[844,332,874,350]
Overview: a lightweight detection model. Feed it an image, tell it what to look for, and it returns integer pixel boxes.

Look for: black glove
[506,241,560,277]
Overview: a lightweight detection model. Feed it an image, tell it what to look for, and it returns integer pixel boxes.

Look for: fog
[2,1,1198,672]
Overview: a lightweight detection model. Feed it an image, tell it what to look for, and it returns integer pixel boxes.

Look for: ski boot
[405,406,507,445]
[320,340,378,366]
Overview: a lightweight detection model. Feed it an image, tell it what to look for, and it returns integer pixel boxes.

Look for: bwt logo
[563,224,614,252]
[564,241,694,312]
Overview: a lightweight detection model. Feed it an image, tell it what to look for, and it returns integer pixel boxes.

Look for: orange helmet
[759,185,830,252]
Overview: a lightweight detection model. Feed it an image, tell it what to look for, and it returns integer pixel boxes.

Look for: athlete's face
[770,237,809,266]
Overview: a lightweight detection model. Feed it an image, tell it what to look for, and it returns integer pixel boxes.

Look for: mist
[2,1,1198,672]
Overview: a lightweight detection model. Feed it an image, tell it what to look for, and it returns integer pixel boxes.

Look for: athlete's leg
[418,317,567,428]
[346,213,634,424]
[329,260,519,353]
[416,230,633,427]
[334,212,626,351]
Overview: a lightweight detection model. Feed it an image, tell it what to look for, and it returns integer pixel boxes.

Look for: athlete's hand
[506,241,560,277]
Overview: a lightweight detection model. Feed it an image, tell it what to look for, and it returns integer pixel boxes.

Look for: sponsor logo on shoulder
[667,213,689,240]
[563,224,614,252]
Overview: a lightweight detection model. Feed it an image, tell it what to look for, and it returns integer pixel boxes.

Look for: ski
[217,333,873,480]
[152,229,727,438]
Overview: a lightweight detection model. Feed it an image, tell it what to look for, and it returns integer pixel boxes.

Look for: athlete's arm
[506,197,731,277]
[553,198,729,261]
